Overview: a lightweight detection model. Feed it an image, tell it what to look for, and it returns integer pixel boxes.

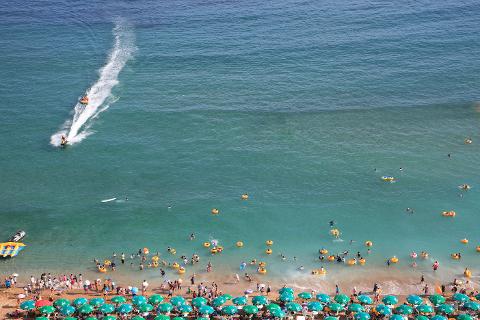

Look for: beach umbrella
[196,318,208,320]
[85,317,98,320]
[131,287,139,294]
[354,312,371,320]
[429,294,446,306]
[192,297,208,307]
[173,317,185,320]
[131,317,145,320]
[415,316,429,320]
[476,294,480,300]
[279,292,294,302]
[286,302,302,312]
[103,316,117,320]
[99,303,115,314]
[328,303,344,312]
[307,301,323,312]
[252,295,268,305]
[243,305,259,314]
[453,293,470,303]
[348,303,364,312]
[36,317,49,320]
[416,305,434,314]
[73,297,88,307]
[35,300,52,307]
[357,295,372,305]
[139,303,154,312]
[60,305,76,316]
[198,305,214,315]
[117,303,133,314]
[390,315,404,320]
[39,306,55,314]
[395,304,413,315]
[334,294,350,305]
[325,317,339,320]
[298,292,312,300]
[64,317,79,320]
[279,287,294,295]
[133,295,147,306]
[316,293,331,304]
[78,304,94,314]
[437,304,455,314]
[374,304,392,316]
[170,296,185,307]
[463,301,480,311]
[382,295,398,305]
[212,296,227,307]
[232,296,247,306]
[149,294,164,305]
[220,293,233,300]
[266,303,281,311]
[20,300,35,310]
[457,314,473,320]
[111,296,127,304]
[178,304,192,313]
[90,297,105,307]
[158,303,173,313]
[271,308,286,318]
[54,298,70,308]
[222,305,238,315]
[430,316,447,320]
[406,295,423,306]
[155,316,170,320]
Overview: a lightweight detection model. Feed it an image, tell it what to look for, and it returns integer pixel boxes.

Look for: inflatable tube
[359,258,366,265]
[265,248,272,255]
[98,266,107,273]
[241,194,249,200]
[153,261,159,268]
[259,261,267,268]
[211,208,219,215]
[461,238,468,244]
[203,242,211,248]
[451,254,460,260]
[319,248,328,255]
[258,267,267,274]
[236,241,244,247]
[347,259,357,266]
[178,267,186,274]
[80,96,89,104]
[327,255,335,262]
[152,256,159,262]
[390,256,399,263]
[266,240,273,246]
[172,262,180,269]
[143,247,149,255]
[104,260,111,266]
[381,176,395,182]
[464,269,471,278]
[365,241,373,247]
[211,248,218,254]
[442,211,456,217]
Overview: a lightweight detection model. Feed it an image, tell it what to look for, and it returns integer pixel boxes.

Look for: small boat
[0,242,26,258]
[9,230,26,242]
[79,96,89,105]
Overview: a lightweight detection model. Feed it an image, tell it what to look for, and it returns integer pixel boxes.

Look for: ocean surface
[1,0,480,289]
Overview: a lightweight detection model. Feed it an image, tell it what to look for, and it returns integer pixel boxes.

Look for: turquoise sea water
[1,0,480,288]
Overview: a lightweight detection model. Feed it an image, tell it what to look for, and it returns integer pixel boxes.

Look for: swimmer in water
[329,220,335,227]
[190,233,195,240]
[298,266,304,271]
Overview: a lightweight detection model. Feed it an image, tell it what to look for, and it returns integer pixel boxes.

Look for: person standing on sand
[432,261,439,271]
[335,284,339,294]
[142,280,149,294]
[121,253,125,264]
[235,273,240,283]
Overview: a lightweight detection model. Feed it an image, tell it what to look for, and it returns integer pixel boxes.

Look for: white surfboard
[101,198,117,203]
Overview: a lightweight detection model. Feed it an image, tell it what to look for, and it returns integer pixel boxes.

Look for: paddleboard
[101,198,117,203]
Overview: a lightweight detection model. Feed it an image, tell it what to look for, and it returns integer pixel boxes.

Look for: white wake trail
[51,21,135,147]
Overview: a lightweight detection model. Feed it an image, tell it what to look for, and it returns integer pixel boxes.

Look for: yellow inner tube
[203,242,211,248]
[451,254,460,260]
[266,240,273,246]
[172,262,180,269]
[365,241,373,247]
[98,266,107,273]
[104,260,111,266]
[178,267,186,274]
[259,261,267,267]
[347,259,356,265]
[211,248,218,254]
[320,249,328,255]
[152,256,159,262]
[211,208,219,215]
[464,270,471,278]
[390,257,399,263]
[327,255,335,261]
[265,248,272,255]
[152,261,159,267]
[236,241,244,247]
[461,239,468,244]
[319,268,327,275]
[359,258,366,265]
[258,267,267,274]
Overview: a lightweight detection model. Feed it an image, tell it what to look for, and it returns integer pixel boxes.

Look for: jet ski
[60,136,68,147]
[80,96,89,105]
[8,230,26,242]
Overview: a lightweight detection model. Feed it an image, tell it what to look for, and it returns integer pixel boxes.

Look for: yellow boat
[0,242,26,258]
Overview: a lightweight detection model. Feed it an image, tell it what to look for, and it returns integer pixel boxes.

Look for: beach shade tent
[60,305,76,316]
[192,297,208,307]
[89,297,105,307]
[139,303,154,313]
[416,305,434,314]
[35,300,53,307]
[54,298,70,308]
[327,303,344,313]
[348,303,364,312]
[415,316,429,320]
[103,317,117,320]
[243,305,259,314]
[20,300,36,311]
[149,294,164,305]
[286,302,302,312]
[279,292,295,302]
[252,295,268,306]
[463,301,480,311]
[334,294,351,305]
[155,315,171,320]
[390,315,404,320]
[178,304,193,314]
[266,303,281,311]
[232,296,247,306]
[354,312,371,320]
[271,308,286,318]
[158,303,174,313]
[99,304,115,314]
[279,287,294,295]
[131,317,145,320]
[316,293,331,304]
[453,293,470,303]
[212,296,227,307]
[395,304,413,315]
[307,301,323,312]
[79,304,94,314]
[437,304,455,314]
[222,305,238,315]
[406,295,423,306]
[111,296,127,304]
[374,304,392,316]
[73,297,88,307]
[382,295,398,305]
[457,314,473,320]
[429,295,446,306]
[133,295,148,306]
[220,294,233,300]
[198,305,214,315]
[117,303,133,314]
[357,295,373,305]
[38,306,55,315]
[430,316,447,320]
[298,292,313,300]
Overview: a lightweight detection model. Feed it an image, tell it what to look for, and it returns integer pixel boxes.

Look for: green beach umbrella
[298,292,312,300]
[149,294,164,305]
[73,297,88,307]
[279,292,294,302]
[155,315,170,320]
[252,295,268,305]
[90,297,105,307]
[196,318,208,320]
[36,317,49,320]
[382,295,398,305]
[139,303,154,312]
[354,312,371,320]
[348,303,364,312]
[266,303,281,311]
[173,317,185,320]
[85,317,98,320]
[198,305,214,315]
[20,300,35,311]
[430,316,447,320]
[316,293,331,304]
[158,303,173,313]
[307,301,323,312]
[328,303,344,312]
[325,317,339,320]
[64,317,78,320]
[99,303,115,313]
[334,294,350,305]
[54,298,70,308]
[375,304,392,316]
[286,302,302,312]
[60,305,76,316]
[133,295,147,306]
[103,316,117,320]
[232,296,247,306]
[437,304,455,314]
[476,294,480,300]
[395,304,413,315]
[178,304,192,313]
[416,304,434,313]
[406,295,423,306]
[212,296,227,307]
[170,296,185,307]
[222,305,238,315]
[453,293,470,303]
[117,303,133,314]
[271,308,286,318]
[243,305,259,314]
[39,306,55,314]
[429,294,446,306]
[131,317,145,320]
[192,296,208,307]
[463,301,480,311]
[220,293,233,300]
[458,314,473,320]
[357,295,372,305]
[279,287,294,295]
[111,296,127,304]
[390,315,404,320]
[79,304,94,314]
[415,316,429,320]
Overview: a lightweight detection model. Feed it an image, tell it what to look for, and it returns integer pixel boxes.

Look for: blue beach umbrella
[348,303,364,312]
[139,303,154,312]
[286,302,302,312]
[375,304,392,316]
[279,292,294,302]
[437,304,455,314]
[170,296,185,307]
[220,293,233,300]
[54,298,70,308]
[252,295,268,305]
[324,317,339,320]
[111,296,127,304]
[416,305,434,314]
[60,305,76,316]
[192,297,208,307]
[390,315,404,320]
[158,303,173,313]
[222,305,238,315]
[198,305,214,315]
[271,308,286,318]
[172,317,184,320]
[334,294,350,305]
[78,304,94,314]
[131,317,144,320]
[212,296,226,307]
[463,301,480,311]
[73,297,88,307]
[316,293,331,304]
[279,287,294,295]
[298,292,312,300]
[457,314,473,320]
[429,294,446,306]
[132,295,147,306]
[357,295,372,305]
[307,301,323,312]
[382,295,398,305]
[99,303,115,314]
[232,296,247,306]
[430,316,447,320]
[395,304,413,315]
[415,316,429,320]
[453,293,470,303]
[149,294,164,305]
[155,315,170,320]
[20,300,35,311]
[328,303,344,312]
[117,303,133,314]
[267,303,281,311]
[406,295,423,306]
[178,304,192,313]
[354,312,371,320]
[243,305,259,315]
[90,297,105,307]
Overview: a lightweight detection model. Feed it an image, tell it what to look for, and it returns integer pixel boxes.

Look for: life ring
[464,269,471,278]
[153,261,159,268]
[330,229,340,237]
[319,248,328,255]
[211,208,219,215]
[442,211,456,217]
[266,240,273,246]
[203,242,211,248]
[265,248,272,255]
[98,266,107,273]
[236,241,244,247]
[178,267,186,274]
[258,267,267,274]
[390,256,399,263]
[211,248,218,254]
[461,238,468,244]
[451,253,460,260]
[327,255,335,262]
[259,261,267,268]
[365,241,373,247]
[152,256,159,262]
[359,258,366,265]
[172,262,180,269]
[104,260,111,266]
[241,194,249,200]
[347,259,357,266]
